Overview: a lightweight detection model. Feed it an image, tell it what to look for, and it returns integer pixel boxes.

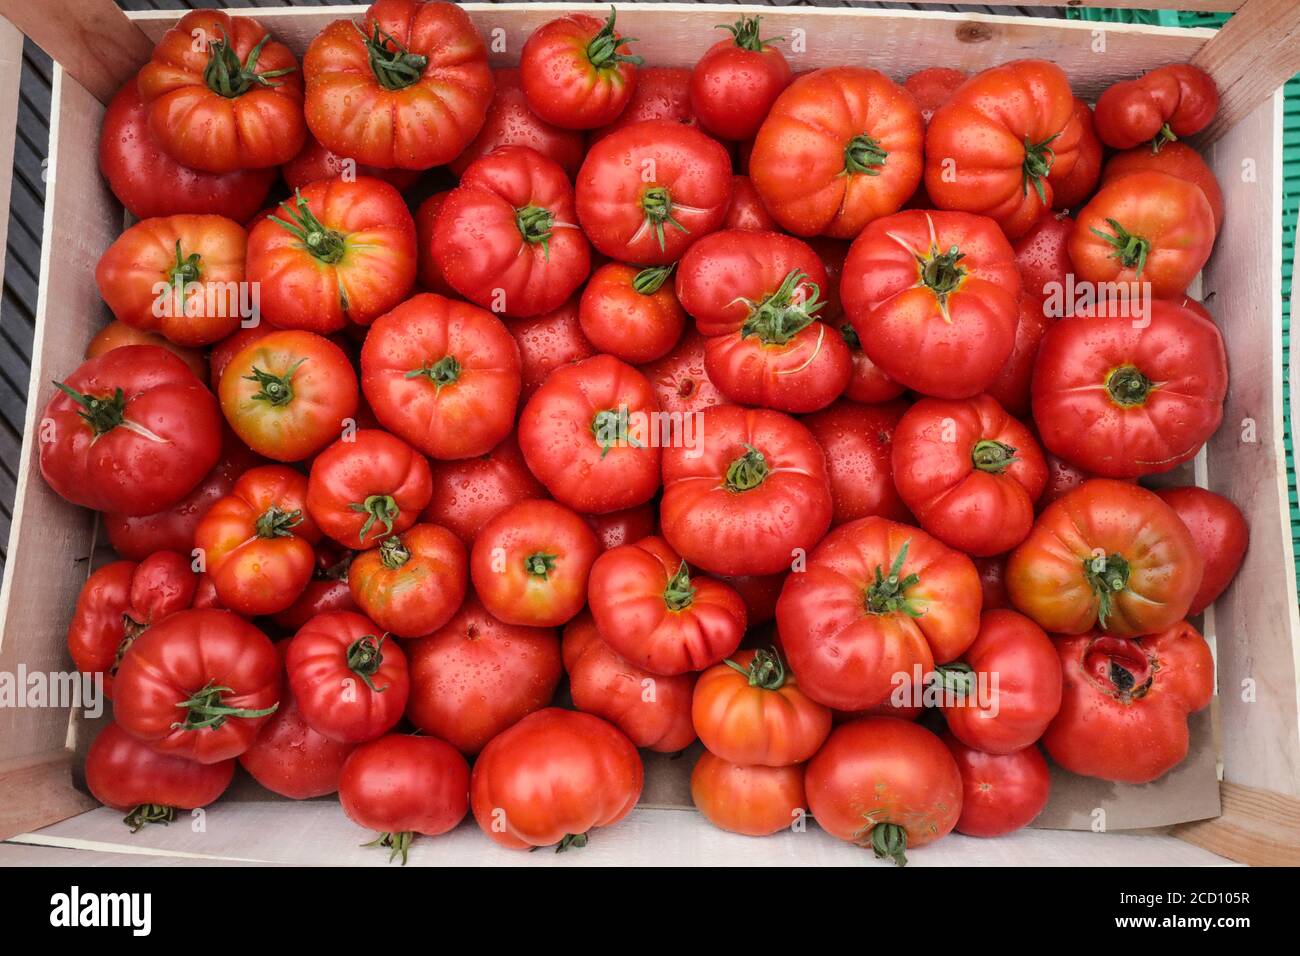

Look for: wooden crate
[1,0,1298,866]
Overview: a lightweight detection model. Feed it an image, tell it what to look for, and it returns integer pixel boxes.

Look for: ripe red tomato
[307,429,434,550]
[691,752,806,837]
[137,10,305,172]
[413,192,455,295]
[576,120,733,265]
[219,330,359,462]
[287,610,409,743]
[925,60,1083,238]
[520,9,641,130]
[841,210,1021,399]
[470,708,643,851]
[941,733,1050,838]
[86,320,208,382]
[339,734,471,863]
[1069,172,1214,299]
[976,556,1010,610]
[803,399,911,527]
[1043,622,1214,783]
[349,523,467,638]
[271,545,360,632]
[434,146,591,318]
[470,499,600,627]
[585,504,656,551]
[303,0,492,169]
[588,66,695,143]
[1013,212,1074,300]
[661,404,832,576]
[841,326,906,403]
[361,293,521,460]
[750,67,924,238]
[518,354,662,513]
[563,611,696,752]
[777,516,982,712]
[247,177,417,332]
[689,17,791,142]
[405,593,562,754]
[1007,479,1203,637]
[1155,486,1249,615]
[509,298,598,402]
[1102,141,1225,234]
[579,263,685,364]
[805,717,962,865]
[195,465,321,616]
[725,175,778,232]
[1031,301,1227,478]
[421,435,546,546]
[282,133,422,193]
[1049,99,1102,211]
[985,295,1054,419]
[638,328,724,415]
[1039,451,1095,510]
[940,610,1062,754]
[892,395,1048,557]
[903,67,966,124]
[1094,64,1218,151]
[113,609,279,763]
[717,572,786,626]
[450,68,586,178]
[40,346,222,516]
[86,722,234,831]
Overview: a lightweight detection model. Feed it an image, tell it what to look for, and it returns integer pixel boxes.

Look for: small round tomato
[690,17,791,142]
[588,66,695,143]
[1007,479,1203,637]
[287,610,409,743]
[339,734,471,864]
[195,465,322,616]
[1093,64,1218,151]
[349,524,467,638]
[660,404,833,576]
[638,328,724,415]
[520,8,641,130]
[1049,99,1103,212]
[470,499,600,627]
[985,294,1054,419]
[904,67,966,124]
[691,752,806,837]
[509,298,598,402]
[941,733,1050,838]
[405,593,562,754]
[805,717,962,865]
[422,435,546,546]
[803,399,911,527]
[413,192,455,295]
[219,330,359,462]
[470,708,643,851]
[307,429,434,550]
[579,264,685,364]
[1013,212,1074,300]
[361,293,521,460]
[1155,486,1249,616]
[585,503,656,551]
[576,120,733,265]
[451,68,586,178]
[1102,141,1224,234]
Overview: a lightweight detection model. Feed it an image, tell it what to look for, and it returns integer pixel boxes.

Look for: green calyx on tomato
[640,187,688,251]
[350,494,400,544]
[355,21,428,91]
[553,832,590,853]
[1104,364,1154,407]
[346,634,390,692]
[254,504,304,539]
[633,264,674,295]
[867,821,909,867]
[123,803,176,833]
[1085,636,1154,702]
[840,323,862,352]
[1021,132,1059,204]
[916,242,966,326]
[971,440,1019,474]
[1089,217,1151,279]
[271,192,347,265]
[378,534,411,570]
[245,358,307,407]
[405,355,462,391]
[170,679,278,732]
[524,551,558,579]
[1083,552,1131,628]
[741,269,824,345]
[718,15,781,52]
[1150,122,1177,154]
[53,383,129,436]
[724,444,769,492]
[516,205,556,259]
[843,134,888,177]
[167,239,203,289]
[585,7,643,73]
[663,560,696,611]
[933,660,976,701]
[725,646,788,691]
[591,406,643,458]
[364,830,415,865]
[865,540,922,618]
[202,29,296,99]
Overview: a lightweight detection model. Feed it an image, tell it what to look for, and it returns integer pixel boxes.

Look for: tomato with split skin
[520,8,642,130]
[307,429,434,550]
[349,523,468,638]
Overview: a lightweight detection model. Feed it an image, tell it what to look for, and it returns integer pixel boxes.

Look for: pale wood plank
[1172,783,1300,865]
[0,751,95,841]
[1194,0,1300,144]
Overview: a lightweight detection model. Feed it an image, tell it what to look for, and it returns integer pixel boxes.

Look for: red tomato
[1069,172,1214,299]
[903,67,966,124]
[470,708,643,851]
[360,293,521,460]
[1007,479,1203,637]
[588,66,695,144]
[690,753,806,837]
[638,327,724,415]
[422,435,546,546]
[86,320,207,383]
[1155,486,1249,616]
[470,499,600,627]
[219,330,359,463]
[805,717,963,865]
[841,210,1021,399]
[941,733,1050,838]
[195,465,322,616]
[434,146,591,318]
[777,517,982,712]
[750,67,924,238]
[247,177,417,332]
[303,0,492,169]
[208,326,273,391]
[576,120,733,265]
[338,734,471,863]
[518,354,662,513]
[563,611,696,752]
[925,60,1083,238]
[349,524,467,638]
[1049,99,1102,211]
[306,429,434,550]
[579,263,685,363]
[99,79,275,221]
[287,610,409,743]
[1031,301,1227,478]
[985,295,1054,419]
[405,593,562,754]
[1013,212,1074,300]
[451,67,586,178]
[892,395,1048,557]
[689,17,792,142]
[40,346,222,516]
[1094,64,1218,151]
[1102,141,1225,234]
[520,9,641,130]
[413,192,455,295]
[939,610,1062,754]
[803,399,910,527]
[271,545,360,632]
[509,298,598,402]
[841,326,906,404]
[976,556,1010,610]
[1039,451,1094,510]
[585,503,657,551]
[724,175,778,232]
[660,404,832,576]
[716,572,785,626]
[113,609,280,762]
[86,722,234,831]
[281,132,421,192]
[1043,622,1214,783]
[137,10,305,172]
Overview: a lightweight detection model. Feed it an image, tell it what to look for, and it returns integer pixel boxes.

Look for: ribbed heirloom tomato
[1102,141,1225,233]
[941,732,1050,838]
[985,294,1055,419]
[1155,487,1248,615]
[450,68,587,177]
[1093,64,1218,151]
[689,17,791,142]
[690,753,806,837]
[520,8,642,130]
[579,264,686,364]
[804,400,911,527]
[1049,99,1103,212]
[307,430,434,550]
[348,524,467,638]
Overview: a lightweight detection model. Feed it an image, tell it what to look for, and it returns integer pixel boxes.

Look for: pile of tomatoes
[53,2,1247,865]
